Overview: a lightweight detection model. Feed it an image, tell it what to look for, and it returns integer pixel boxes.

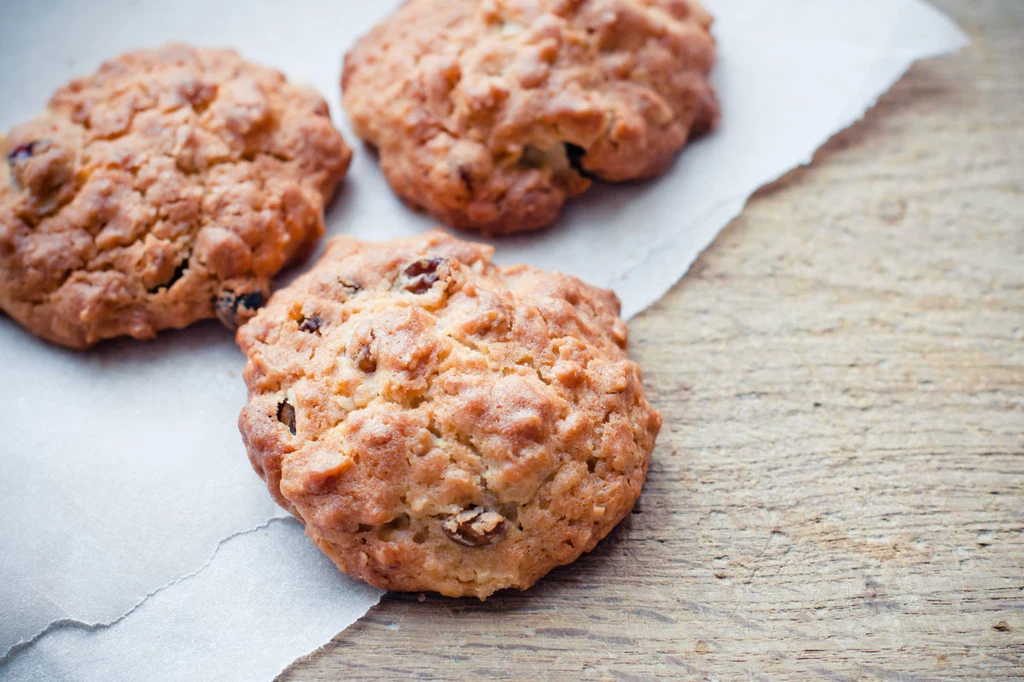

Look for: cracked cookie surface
[237,230,661,598]
[342,0,719,234]
[0,44,351,348]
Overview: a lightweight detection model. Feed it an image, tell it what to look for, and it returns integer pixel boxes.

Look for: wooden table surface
[282,1,1023,679]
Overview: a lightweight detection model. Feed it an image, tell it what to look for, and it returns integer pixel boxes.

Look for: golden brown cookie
[342,0,719,235]
[0,44,351,349]
[237,230,662,598]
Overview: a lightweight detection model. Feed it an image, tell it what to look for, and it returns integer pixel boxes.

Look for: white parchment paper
[2,519,382,682]
[0,0,966,679]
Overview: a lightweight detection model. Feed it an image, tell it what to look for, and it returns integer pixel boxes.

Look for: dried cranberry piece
[148,256,189,293]
[6,142,36,165]
[235,292,264,312]
[563,142,597,179]
[277,399,296,435]
[402,258,445,294]
[213,293,237,328]
[442,507,506,547]
[354,331,377,373]
[298,315,323,334]
[339,279,361,294]
[214,290,265,330]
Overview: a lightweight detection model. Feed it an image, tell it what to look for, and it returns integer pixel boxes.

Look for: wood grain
[280,1,1023,678]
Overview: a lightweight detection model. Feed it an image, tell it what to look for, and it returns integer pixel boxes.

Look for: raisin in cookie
[342,0,718,235]
[0,44,351,349]
[237,230,661,598]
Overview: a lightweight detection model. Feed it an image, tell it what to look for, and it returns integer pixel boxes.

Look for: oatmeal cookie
[0,44,351,349]
[342,0,718,234]
[237,230,662,598]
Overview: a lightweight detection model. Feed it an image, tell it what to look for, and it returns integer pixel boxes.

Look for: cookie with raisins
[0,44,350,348]
[236,230,661,598]
[342,0,719,234]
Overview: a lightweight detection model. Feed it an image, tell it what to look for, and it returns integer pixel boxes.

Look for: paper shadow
[0,313,240,370]
[497,134,719,252]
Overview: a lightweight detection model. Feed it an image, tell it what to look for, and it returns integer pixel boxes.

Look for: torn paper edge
[617,37,970,319]
[1,516,285,663]
[1,518,385,682]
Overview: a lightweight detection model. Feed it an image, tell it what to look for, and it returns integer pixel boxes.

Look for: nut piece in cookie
[342,0,719,234]
[237,230,662,598]
[0,44,352,349]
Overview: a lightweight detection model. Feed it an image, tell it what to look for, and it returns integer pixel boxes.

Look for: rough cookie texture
[342,0,719,234]
[237,231,662,598]
[0,44,351,349]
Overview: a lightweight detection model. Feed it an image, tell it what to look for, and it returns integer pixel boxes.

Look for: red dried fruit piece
[355,334,377,372]
[214,290,265,329]
[277,398,297,435]
[340,279,361,292]
[298,315,323,334]
[6,142,37,164]
[441,507,506,547]
[402,257,445,294]
[148,256,189,293]
[564,142,596,179]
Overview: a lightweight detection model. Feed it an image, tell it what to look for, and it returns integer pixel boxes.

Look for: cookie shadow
[494,159,698,252]
[0,314,239,369]
[359,496,651,621]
